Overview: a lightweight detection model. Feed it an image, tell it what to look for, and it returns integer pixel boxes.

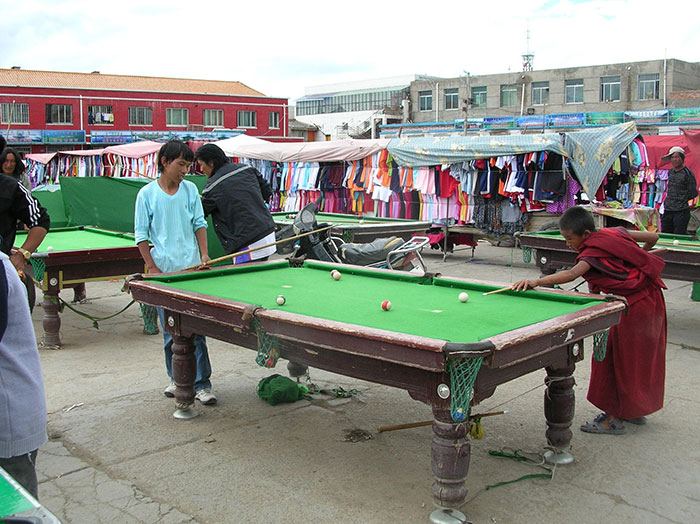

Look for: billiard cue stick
[182,224,337,271]
[376,410,509,433]
[657,240,695,248]
[482,286,513,296]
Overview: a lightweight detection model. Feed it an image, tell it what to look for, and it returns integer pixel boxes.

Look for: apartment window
[565,79,584,104]
[88,105,113,125]
[471,86,487,108]
[166,108,189,126]
[128,106,152,126]
[1,103,29,124]
[445,88,459,110]
[237,110,257,128]
[500,84,517,107]
[531,82,549,105]
[269,111,280,129]
[638,73,660,100]
[203,109,224,127]
[45,104,73,124]
[600,76,621,102]
[419,91,432,111]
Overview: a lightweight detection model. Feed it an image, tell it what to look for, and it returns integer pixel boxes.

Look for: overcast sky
[2,0,698,101]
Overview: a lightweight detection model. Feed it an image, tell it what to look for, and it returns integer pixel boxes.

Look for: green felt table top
[143,261,606,343]
[523,230,700,252]
[271,212,427,225]
[15,227,136,254]
[0,467,35,517]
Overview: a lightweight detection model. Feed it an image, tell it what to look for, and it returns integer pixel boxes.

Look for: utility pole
[462,71,470,135]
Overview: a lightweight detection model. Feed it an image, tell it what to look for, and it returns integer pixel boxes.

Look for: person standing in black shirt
[661,146,698,234]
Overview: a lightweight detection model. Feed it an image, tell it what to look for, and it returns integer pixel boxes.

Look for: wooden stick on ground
[183,224,336,271]
[377,410,509,433]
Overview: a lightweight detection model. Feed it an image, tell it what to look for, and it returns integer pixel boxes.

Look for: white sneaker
[195,388,217,405]
[163,381,176,398]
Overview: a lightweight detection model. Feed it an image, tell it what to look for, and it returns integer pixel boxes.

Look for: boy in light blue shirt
[134,139,217,405]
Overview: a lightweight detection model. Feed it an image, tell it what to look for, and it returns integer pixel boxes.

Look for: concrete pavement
[28,242,700,524]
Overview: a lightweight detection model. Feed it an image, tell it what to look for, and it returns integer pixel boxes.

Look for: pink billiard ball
[381,300,392,311]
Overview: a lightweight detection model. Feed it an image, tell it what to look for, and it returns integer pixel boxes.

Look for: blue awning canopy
[388,122,638,199]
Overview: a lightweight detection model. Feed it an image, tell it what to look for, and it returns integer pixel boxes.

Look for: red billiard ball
[331,270,341,280]
[381,300,392,311]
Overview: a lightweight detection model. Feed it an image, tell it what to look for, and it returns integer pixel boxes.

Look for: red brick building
[0,68,293,153]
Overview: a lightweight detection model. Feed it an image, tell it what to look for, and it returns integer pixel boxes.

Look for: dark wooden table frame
[128,261,625,512]
[33,243,145,347]
[519,233,700,282]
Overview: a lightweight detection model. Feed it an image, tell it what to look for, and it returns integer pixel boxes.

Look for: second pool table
[16,226,146,347]
[519,230,700,284]
[272,211,430,242]
[127,259,625,515]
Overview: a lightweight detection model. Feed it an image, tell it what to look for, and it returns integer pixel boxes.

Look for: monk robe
[576,227,667,419]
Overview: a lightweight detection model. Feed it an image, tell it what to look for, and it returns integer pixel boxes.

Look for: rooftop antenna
[522,28,534,72]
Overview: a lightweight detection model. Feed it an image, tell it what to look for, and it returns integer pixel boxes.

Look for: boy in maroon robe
[512,206,667,435]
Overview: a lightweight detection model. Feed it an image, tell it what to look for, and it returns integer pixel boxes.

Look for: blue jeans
[157,308,212,391]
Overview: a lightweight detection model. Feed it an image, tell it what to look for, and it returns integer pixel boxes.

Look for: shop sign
[586,112,624,126]
[43,130,85,143]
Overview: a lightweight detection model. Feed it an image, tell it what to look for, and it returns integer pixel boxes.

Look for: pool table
[0,466,62,523]
[127,259,625,513]
[519,230,700,283]
[271,211,431,243]
[15,226,146,348]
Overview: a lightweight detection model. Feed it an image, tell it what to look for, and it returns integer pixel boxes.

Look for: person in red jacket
[512,206,667,435]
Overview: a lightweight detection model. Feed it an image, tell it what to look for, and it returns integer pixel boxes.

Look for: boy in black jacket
[195,144,276,263]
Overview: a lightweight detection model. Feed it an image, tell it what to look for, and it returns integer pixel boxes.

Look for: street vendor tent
[641,130,700,186]
[387,122,639,202]
[215,135,391,163]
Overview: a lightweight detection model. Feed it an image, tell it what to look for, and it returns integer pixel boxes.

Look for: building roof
[0,68,266,97]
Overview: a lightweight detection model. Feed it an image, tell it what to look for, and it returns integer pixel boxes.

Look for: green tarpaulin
[32,185,69,227]
[57,175,227,260]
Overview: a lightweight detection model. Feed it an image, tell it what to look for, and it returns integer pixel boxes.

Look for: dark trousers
[0,450,39,499]
[661,209,691,235]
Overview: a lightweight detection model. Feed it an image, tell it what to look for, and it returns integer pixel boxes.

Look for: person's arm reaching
[627,230,659,251]
[511,260,591,292]
[10,183,50,273]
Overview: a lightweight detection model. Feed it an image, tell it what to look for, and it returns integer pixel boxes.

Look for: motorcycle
[275,200,429,273]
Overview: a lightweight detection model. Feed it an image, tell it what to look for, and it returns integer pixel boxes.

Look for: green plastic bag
[257,374,307,406]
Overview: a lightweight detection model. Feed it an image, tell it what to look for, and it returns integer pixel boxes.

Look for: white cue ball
[331,270,341,280]
[46,246,54,251]
[673,239,680,245]
[276,295,286,305]
[458,292,469,303]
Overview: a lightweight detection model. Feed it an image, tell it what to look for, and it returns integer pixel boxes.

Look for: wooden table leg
[287,361,308,378]
[171,333,197,419]
[431,405,470,509]
[544,362,576,461]
[41,292,62,348]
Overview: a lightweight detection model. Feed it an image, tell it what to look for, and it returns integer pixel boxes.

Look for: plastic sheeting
[642,130,700,186]
[387,133,568,167]
[563,122,639,199]
[215,136,391,163]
